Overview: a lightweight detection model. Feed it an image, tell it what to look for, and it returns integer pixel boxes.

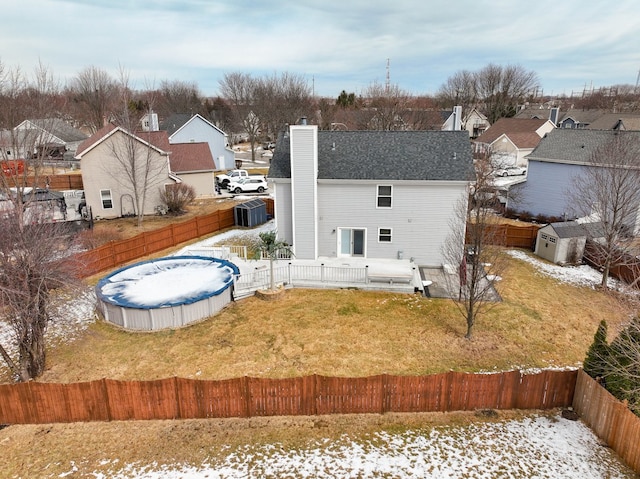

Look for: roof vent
[332,142,336,151]
[299,117,307,125]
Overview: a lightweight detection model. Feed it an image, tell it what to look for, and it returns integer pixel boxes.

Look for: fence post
[101,378,113,421]
[321,263,325,282]
[288,262,292,286]
[365,265,369,284]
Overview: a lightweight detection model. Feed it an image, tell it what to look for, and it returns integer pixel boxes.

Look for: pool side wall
[97,286,233,331]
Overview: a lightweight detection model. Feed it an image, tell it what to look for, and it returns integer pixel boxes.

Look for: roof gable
[475,118,551,146]
[163,113,225,138]
[269,130,474,181]
[75,123,170,159]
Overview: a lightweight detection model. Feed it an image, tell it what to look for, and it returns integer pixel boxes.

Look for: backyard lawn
[35,248,635,383]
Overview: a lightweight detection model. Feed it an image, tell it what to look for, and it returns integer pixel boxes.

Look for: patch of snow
[507,249,620,289]
[87,414,634,478]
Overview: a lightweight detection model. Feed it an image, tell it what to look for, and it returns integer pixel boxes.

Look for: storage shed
[234,198,267,227]
[534,221,604,265]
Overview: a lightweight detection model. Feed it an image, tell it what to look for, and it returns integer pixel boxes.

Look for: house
[268,125,474,267]
[515,105,562,123]
[585,112,640,131]
[509,129,640,233]
[558,109,606,129]
[14,118,88,159]
[168,142,216,197]
[535,221,604,265]
[462,108,490,138]
[161,113,235,170]
[474,118,555,167]
[75,124,177,219]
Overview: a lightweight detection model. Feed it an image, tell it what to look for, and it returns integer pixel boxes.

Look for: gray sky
[3,0,639,98]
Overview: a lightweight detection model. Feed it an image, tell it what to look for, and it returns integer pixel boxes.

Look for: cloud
[1,0,638,97]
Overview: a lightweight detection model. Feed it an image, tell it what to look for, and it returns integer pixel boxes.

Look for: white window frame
[378,227,392,243]
[376,185,392,208]
[100,189,113,209]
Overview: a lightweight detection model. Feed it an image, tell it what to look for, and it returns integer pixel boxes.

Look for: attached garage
[534,221,603,265]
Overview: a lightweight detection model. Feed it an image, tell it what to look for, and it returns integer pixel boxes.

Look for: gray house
[268,125,474,267]
[509,129,640,231]
[535,221,604,265]
[162,113,235,170]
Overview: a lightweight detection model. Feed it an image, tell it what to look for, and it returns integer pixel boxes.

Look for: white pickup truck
[215,169,264,189]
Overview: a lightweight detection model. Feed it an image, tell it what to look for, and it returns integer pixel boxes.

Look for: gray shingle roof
[269,130,474,181]
[527,129,640,164]
[29,119,88,143]
[547,221,604,239]
[161,114,193,135]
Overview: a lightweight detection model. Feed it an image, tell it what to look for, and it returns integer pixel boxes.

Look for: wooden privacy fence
[466,223,540,249]
[18,174,84,191]
[0,370,576,425]
[583,241,640,289]
[573,370,640,473]
[73,198,275,278]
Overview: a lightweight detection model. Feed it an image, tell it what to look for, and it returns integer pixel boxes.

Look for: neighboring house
[585,112,640,131]
[557,109,606,129]
[168,142,216,196]
[441,106,463,131]
[163,113,235,170]
[462,108,490,138]
[509,129,640,233]
[75,124,177,219]
[268,125,474,267]
[474,118,555,167]
[534,221,604,265]
[513,104,560,123]
[14,118,88,159]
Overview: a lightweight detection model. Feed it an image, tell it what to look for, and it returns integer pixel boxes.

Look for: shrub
[160,183,196,215]
[583,320,609,380]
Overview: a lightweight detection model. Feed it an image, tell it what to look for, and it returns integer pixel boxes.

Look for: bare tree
[0,214,79,381]
[253,71,313,139]
[441,154,508,338]
[439,64,539,123]
[476,64,539,123]
[569,132,640,288]
[68,65,118,134]
[436,69,477,112]
[0,62,80,382]
[355,81,413,130]
[219,72,260,162]
[156,79,204,118]
[203,96,234,138]
[106,69,169,227]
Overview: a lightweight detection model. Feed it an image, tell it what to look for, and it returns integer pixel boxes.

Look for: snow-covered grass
[507,249,618,290]
[84,413,635,478]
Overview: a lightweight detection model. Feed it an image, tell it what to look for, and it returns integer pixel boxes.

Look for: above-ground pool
[95,256,239,331]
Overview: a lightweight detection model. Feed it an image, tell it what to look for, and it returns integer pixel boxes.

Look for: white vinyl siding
[317,181,468,266]
[290,126,318,259]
